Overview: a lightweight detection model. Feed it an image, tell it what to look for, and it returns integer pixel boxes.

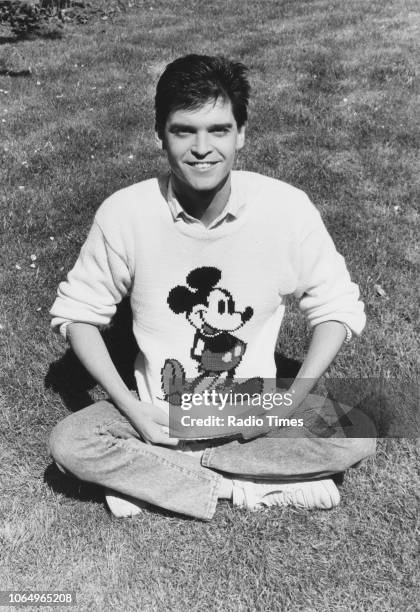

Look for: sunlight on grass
[0,0,418,609]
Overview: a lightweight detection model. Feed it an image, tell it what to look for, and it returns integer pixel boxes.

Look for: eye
[169,127,194,137]
[212,128,229,136]
[228,298,234,314]
[218,300,226,314]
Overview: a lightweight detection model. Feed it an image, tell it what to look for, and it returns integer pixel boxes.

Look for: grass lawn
[0,0,419,610]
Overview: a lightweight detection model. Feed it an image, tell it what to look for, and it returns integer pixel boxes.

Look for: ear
[167,286,193,314]
[155,128,165,150]
[187,267,221,291]
[236,123,246,151]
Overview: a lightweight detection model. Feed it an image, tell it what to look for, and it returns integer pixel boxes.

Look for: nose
[191,132,212,157]
[241,307,253,323]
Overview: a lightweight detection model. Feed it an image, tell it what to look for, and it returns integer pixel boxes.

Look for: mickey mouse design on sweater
[161,267,262,404]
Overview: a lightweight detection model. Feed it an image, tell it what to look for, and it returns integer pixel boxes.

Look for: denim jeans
[48,397,376,521]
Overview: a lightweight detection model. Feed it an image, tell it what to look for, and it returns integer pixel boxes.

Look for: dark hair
[155,54,250,136]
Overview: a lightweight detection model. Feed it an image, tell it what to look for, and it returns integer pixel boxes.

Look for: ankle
[218,477,233,499]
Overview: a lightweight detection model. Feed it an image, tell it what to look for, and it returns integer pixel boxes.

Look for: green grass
[0,0,419,610]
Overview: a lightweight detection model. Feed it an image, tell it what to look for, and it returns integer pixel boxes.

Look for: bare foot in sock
[105,489,148,518]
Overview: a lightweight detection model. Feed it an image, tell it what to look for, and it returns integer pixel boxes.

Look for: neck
[171,174,231,227]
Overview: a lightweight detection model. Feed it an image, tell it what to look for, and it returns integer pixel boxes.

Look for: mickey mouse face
[167,266,253,335]
[188,288,252,334]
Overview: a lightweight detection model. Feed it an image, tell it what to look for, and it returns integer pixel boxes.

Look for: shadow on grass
[275,352,302,387]
[0,35,18,44]
[44,462,103,505]
[44,298,138,413]
[326,385,407,439]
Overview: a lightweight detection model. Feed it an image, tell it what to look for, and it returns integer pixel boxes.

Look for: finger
[152,414,169,427]
[153,427,179,445]
[159,427,179,443]
[162,436,179,447]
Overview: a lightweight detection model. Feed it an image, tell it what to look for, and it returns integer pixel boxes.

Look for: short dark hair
[155,54,250,136]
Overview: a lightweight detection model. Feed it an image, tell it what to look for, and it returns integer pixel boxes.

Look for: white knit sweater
[50,171,365,409]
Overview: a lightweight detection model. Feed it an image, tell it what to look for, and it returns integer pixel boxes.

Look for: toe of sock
[320,480,340,509]
[105,489,146,518]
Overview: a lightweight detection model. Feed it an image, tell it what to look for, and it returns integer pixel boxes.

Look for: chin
[174,170,230,196]
[190,175,229,193]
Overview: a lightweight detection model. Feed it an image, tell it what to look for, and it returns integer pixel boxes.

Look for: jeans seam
[205,478,220,520]
[132,444,220,483]
[202,447,214,467]
[97,424,218,482]
[95,417,129,436]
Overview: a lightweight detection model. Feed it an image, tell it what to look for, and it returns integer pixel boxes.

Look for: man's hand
[271,321,348,421]
[66,323,180,447]
[121,397,180,447]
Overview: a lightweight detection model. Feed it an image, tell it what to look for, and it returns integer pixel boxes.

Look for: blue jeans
[48,398,376,520]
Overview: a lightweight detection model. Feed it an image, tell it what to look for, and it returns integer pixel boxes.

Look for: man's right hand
[66,323,180,448]
[121,398,180,447]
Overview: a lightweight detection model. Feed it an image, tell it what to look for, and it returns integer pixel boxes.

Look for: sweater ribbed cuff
[342,323,352,343]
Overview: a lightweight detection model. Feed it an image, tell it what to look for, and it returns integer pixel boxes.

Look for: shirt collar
[166,173,245,229]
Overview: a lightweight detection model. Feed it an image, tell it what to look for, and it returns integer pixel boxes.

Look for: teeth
[190,163,215,169]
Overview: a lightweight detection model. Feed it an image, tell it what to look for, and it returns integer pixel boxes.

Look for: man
[49,54,375,520]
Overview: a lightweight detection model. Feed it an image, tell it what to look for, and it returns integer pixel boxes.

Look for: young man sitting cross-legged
[49,54,376,520]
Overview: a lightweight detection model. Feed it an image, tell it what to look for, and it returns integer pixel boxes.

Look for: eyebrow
[168,122,233,132]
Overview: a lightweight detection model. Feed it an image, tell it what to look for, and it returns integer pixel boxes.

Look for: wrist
[113,392,142,416]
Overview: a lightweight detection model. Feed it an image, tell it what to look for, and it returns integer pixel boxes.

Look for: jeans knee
[357,436,376,460]
[335,436,376,472]
[336,408,377,468]
[48,418,77,472]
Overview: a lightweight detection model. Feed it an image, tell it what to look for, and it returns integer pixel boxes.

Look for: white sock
[218,477,234,499]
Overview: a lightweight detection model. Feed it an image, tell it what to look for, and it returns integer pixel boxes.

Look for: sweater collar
[166,173,245,229]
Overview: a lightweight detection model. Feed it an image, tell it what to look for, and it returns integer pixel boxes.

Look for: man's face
[159,98,245,197]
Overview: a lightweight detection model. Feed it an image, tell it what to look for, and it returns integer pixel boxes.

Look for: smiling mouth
[186,162,219,170]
